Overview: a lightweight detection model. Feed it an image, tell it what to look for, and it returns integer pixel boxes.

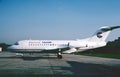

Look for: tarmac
[0,52,120,77]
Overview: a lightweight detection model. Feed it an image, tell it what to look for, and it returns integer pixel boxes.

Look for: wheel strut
[57,52,62,59]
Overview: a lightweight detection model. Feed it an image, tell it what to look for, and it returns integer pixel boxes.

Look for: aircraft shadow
[21,56,58,60]
[53,61,120,77]
[0,55,58,60]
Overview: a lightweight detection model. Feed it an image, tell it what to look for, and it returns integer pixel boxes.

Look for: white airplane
[8,26,120,58]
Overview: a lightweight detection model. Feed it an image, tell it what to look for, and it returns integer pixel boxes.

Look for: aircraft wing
[63,48,77,53]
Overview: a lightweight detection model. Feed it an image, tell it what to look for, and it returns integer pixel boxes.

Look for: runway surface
[0,52,120,77]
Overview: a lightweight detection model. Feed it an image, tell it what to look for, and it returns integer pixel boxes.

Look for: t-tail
[87,26,120,42]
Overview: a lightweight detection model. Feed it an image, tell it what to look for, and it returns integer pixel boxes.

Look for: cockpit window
[14,42,19,45]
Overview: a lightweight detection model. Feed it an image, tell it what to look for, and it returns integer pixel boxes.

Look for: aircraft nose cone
[7,46,15,50]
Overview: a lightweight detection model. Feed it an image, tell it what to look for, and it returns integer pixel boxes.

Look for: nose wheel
[57,52,62,59]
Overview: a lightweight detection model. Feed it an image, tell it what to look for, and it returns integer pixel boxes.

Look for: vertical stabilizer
[88,26,120,42]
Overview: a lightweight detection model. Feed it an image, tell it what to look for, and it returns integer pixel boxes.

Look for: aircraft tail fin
[87,26,120,42]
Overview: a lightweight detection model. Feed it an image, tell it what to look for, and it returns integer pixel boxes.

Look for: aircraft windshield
[14,42,19,45]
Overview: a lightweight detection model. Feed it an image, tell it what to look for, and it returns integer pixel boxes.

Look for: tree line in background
[94,37,120,53]
[0,37,120,53]
[0,43,10,51]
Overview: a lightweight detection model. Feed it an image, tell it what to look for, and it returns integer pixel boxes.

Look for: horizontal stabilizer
[101,26,120,32]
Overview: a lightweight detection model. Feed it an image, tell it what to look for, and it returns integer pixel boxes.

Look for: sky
[0,0,120,44]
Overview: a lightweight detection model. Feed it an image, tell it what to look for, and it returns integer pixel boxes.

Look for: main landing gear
[57,52,62,59]
[57,49,62,59]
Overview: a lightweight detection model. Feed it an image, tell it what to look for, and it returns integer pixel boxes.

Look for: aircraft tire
[58,55,62,59]
[57,53,62,59]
